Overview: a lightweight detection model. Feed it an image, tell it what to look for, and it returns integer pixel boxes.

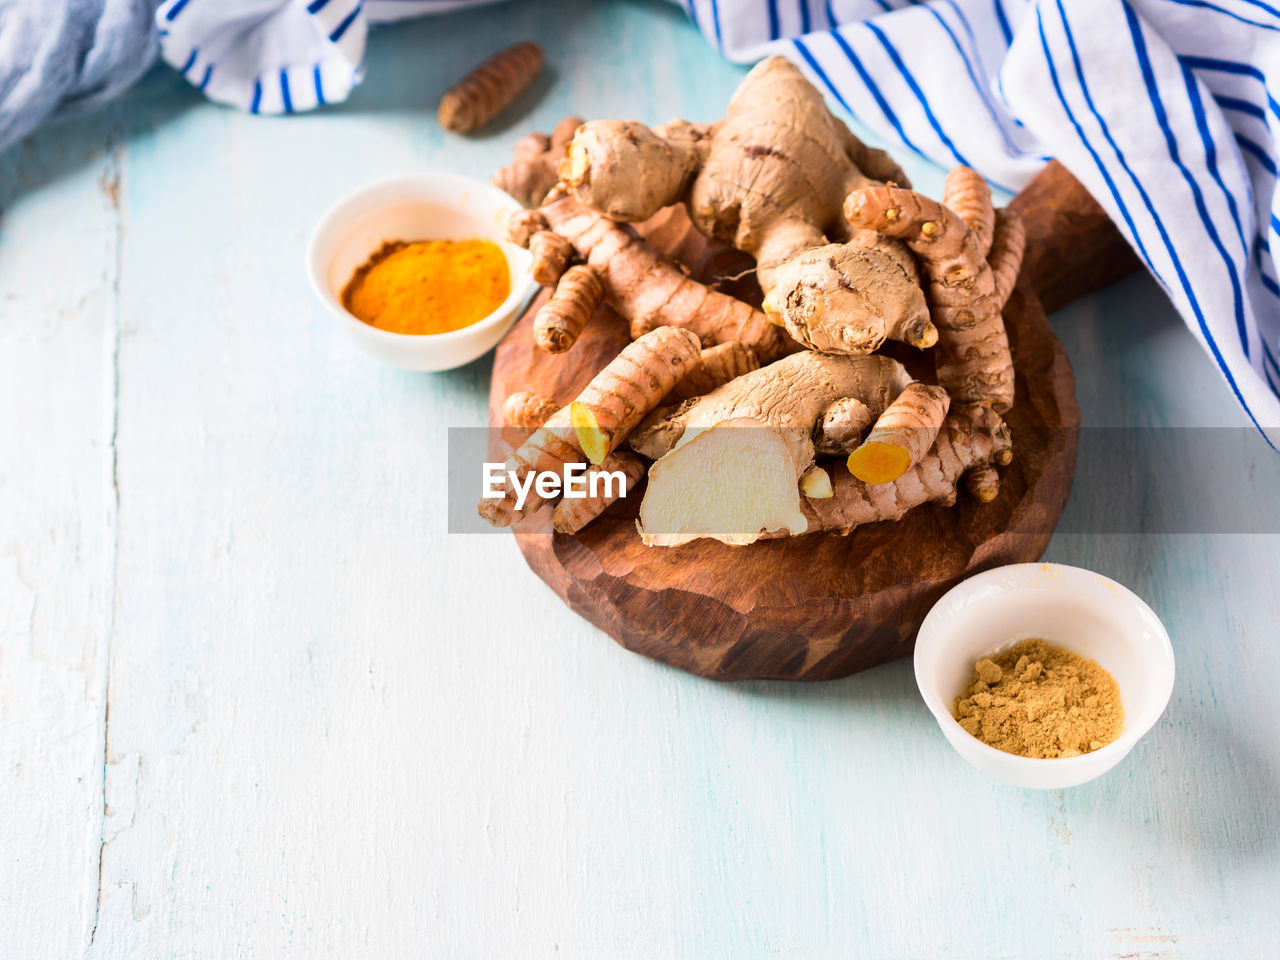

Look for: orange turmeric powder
[342,238,510,335]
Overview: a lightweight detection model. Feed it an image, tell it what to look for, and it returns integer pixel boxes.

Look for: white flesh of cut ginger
[637,421,808,547]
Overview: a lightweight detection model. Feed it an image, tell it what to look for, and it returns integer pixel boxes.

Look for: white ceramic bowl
[306,172,537,371]
[914,563,1174,789]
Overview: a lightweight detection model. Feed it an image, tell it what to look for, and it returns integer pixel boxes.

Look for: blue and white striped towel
[156,0,1280,443]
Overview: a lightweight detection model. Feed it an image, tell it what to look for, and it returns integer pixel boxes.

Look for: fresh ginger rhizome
[480,56,1022,545]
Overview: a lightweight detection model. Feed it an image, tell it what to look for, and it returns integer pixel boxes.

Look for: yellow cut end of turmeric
[847,441,912,485]
[342,238,509,336]
[570,401,611,465]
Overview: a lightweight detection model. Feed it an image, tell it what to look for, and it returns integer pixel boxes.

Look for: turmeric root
[438,41,543,133]
[846,382,951,485]
[551,452,647,534]
[665,341,759,403]
[529,230,572,286]
[634,353,948,546]
[478,405,580,527]
[481,329,697,522]
[502,390,559,429]
[481,327,698,525]
[560,56,929,357]
[570,326,701,464]
[964,464,1001,503]
[989,208,1027,308]
[532,193,794,361]
[799,407,1012,535]
[943,166,995,257]
[628,342,761,458]
[535,265,604,353]
[506,208,548,248]
[845,182,1015,412]
[492,116,583,207]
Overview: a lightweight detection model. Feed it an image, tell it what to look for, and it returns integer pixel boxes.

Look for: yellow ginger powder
[952,639,1124,759]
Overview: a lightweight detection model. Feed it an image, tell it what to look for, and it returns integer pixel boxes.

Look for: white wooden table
[3,2,1279,956]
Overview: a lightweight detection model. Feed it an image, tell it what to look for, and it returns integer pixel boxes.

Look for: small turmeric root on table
[551,451,647,534]
[438,41,543,133]
[535,265,605,353]
[570,326,702,464]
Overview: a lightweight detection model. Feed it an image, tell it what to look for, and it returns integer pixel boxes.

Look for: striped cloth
[155,0,1280,442]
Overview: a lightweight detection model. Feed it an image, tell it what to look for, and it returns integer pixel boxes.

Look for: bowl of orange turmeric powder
[307,172,537,370]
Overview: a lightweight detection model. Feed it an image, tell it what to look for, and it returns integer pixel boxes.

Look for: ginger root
[816,397,873,456]
[560,56,930,357]
[481,76,1030,545]
[634,353,948,546]
[762,245,933,353]
[438,41,543,133]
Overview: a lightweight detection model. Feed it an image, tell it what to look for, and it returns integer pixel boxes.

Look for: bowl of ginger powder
[914,563,1174,789]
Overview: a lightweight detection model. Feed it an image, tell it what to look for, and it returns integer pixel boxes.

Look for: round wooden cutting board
[485,162,1138,681]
